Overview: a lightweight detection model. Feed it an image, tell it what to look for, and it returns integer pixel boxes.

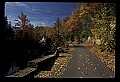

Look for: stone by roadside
[34,47,74,78]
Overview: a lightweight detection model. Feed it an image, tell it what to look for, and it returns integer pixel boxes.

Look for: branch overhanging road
[62,44,115,78]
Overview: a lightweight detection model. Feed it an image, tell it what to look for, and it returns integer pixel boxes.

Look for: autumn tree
[27,23,34,40]
[60,3,116,55]
[78,3,116,54]
[14,12,31,40]
[61,4,92,43]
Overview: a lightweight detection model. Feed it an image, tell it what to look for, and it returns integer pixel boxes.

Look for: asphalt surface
[62,44,115,78]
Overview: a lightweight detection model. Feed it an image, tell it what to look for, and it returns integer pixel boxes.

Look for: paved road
[62,44,115,78]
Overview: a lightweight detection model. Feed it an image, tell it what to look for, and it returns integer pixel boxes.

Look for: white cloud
[6,2,26,6]
[6,2,20,5]
[6,15,18,26]
[17,3,29,8]
[31,21,48,26]
[6,2,40,13]
[6,2,30,10]
[41,22,47,26]
[31,8,38,11]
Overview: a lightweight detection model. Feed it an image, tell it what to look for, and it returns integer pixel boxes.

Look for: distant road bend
[62,44,115,78]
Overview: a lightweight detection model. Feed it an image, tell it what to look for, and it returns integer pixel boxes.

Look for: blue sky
[5,2,80,27]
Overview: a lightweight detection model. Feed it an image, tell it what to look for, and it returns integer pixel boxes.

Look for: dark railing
[6,49,61,77]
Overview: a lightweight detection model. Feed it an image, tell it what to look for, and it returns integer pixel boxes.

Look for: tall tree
[54,17,62,34]
[14,12,31,40]
[80,3,116,54]
[4,16,14,40]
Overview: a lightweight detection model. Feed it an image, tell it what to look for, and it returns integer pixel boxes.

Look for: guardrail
[27,54,56,68]
[6,50,59,77]
[6,67,37,77]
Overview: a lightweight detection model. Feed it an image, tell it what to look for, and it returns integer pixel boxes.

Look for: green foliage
[54,17,62,34]
[60,3,116,54]
[89,3,116,54]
